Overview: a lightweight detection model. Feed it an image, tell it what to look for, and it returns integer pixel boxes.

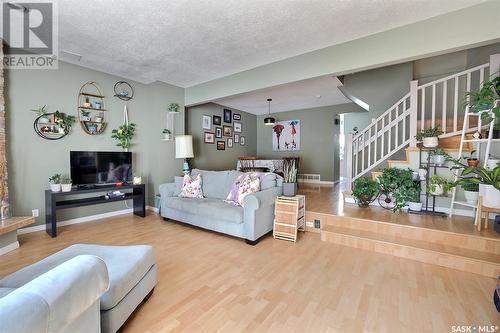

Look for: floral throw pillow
[179,174,204,199]
[235,174,260,206]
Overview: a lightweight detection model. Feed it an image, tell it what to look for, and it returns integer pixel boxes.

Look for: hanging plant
[168,103,180,113]
[111,123,136,149]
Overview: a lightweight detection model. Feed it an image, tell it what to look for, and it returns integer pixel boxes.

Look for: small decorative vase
[423,137,438,148]
[61,184,72,192]
[50,184,61,192]
[0,201,11,220]
[283,182,297,197]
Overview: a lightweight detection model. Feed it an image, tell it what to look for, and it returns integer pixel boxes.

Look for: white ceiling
[53,0,486,87]
[215,76,350,115]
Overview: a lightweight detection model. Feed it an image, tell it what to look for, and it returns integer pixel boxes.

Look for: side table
[273,195,305,242]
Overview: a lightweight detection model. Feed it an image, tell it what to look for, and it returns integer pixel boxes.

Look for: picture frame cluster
[202,109,245,150]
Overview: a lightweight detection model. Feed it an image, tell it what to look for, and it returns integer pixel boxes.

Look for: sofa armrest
[159,182,178,198]
[244,186,282,211]
[0,255,109,333]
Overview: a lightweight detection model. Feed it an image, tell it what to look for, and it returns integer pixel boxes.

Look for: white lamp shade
[175,135,194,159]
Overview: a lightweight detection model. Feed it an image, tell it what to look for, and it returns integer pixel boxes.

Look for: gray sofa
[0,255,109,333]
[159,169,283,244]
[0,244,157,333]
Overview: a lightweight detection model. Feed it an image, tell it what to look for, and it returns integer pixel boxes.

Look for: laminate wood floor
[1,213,498,332]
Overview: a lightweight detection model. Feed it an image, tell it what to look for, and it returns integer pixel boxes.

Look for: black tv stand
[45,184,145,237]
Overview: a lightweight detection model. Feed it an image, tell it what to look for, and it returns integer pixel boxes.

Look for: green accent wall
[256,103,364,182]
[186,103,257,171]
[6,61,184,227]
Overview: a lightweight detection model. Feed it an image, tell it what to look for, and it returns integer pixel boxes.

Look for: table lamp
[175,135,194,175]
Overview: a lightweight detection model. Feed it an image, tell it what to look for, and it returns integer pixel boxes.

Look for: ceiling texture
[56,0,486,88]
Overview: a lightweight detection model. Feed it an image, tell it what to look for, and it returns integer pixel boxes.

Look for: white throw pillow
[236,174,260,206]
[179,174,204,198]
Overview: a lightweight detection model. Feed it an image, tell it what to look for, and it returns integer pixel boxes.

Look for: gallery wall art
[272,120,300,151]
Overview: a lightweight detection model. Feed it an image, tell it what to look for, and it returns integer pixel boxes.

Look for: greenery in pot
[54,111,76,135]
[282,158,299,196]
[48,174,61,184]
[447,156,500,191]
[464,150,479,167]
[462,181,479,192]
[431,148,448,166]
[111,123,136,149]
[352,177,378,208]
[464,75,499,123]
[377,168,417,212]
[168,103,180,113]
[426,175,452,196]
[414,125,442,142]
[162,129,171,134]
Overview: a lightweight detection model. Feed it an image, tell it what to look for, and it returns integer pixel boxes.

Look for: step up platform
[307,205,500,278]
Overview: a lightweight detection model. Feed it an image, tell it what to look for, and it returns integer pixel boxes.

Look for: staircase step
[321,225,500,277]
[322,214,500,254]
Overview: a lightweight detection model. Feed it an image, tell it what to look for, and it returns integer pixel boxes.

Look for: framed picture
[272,120,300,151]
[223,125,233,137]
[204,132,215,144]
[240,136,245,146]
[233,113,241,121]
[223,109,232,123]
[217,140,225,150]
[202,115,211,130]
[233,121,242,133]
[215,127,222,138]
[234,134,240,143]
[213,115,221,125]
[227,138,233,148]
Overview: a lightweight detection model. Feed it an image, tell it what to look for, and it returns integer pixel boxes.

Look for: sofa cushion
[191,169,232,199]
[0,287,15,298]
[261,173,278,190]
[164,197,243,223]
[0,244,156,311]
[179,174,204,198]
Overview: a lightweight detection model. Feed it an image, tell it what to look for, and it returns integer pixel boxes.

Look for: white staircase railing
[346,55,496,186]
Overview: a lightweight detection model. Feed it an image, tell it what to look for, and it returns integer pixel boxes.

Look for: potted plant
[168,103,180,114]
[462,181,479,205]
[407,188,422,212]
[431,148,447,166]
[352,177,378,208]
[49,174,61,192]
[282,158,298,197]
[464,76,499,123]
[162,129,172,140]
[61,176,72,192]
[377,168,417,212]
[426,175,451,196]
[487,154,499,170]
[111,123,136,150]
[54,111,76,135]
[415,126,441,148]
[465,150,479,167]
[448,157,500,209]
[31,105,50,123]
[80,109,91,121]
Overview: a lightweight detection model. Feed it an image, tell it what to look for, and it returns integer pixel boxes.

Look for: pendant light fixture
[264,98,275,126]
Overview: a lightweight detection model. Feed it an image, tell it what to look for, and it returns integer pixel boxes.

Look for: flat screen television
[70,151,132,185]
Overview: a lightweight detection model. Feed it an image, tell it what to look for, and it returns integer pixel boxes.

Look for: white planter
[418,168,427,180]
[408,202,422,211]
[433,155,446,166]
[486,158,499,170]
[479,184,500,208]
[422,137,438,148]
[412,172,419,181]
[163,134,171,140]
[61,183,72,192]
[463,190,478,205]
[430,184,444,196]
[50,184,61,192]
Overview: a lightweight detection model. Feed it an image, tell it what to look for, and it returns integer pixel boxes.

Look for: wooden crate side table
[273,195,305,242]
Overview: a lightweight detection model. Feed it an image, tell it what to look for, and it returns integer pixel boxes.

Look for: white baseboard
[18,206,158,235]
[0,241,19,255]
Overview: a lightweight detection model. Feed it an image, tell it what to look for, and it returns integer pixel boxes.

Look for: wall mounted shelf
[78,82,107,135]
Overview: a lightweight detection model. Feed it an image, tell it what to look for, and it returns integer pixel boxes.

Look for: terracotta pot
[467,159,480,167]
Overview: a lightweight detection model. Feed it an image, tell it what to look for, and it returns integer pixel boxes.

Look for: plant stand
[408,146,447,217]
